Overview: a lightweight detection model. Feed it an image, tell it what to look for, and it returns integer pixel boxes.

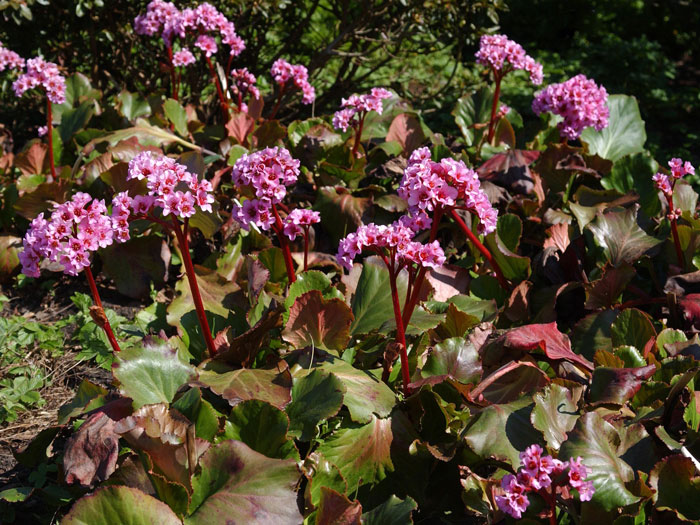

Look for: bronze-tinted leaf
[504,322,593,370]
[589,364,656,405]
[316,487,362,525]
[283,290,353,351]
[64,412,119,487]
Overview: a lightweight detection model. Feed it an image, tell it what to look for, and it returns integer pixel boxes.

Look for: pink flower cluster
[134,1,244,57]
[653,157,696,220]
[231,147,300,231]
[532,74,609,141]
[13,57,66,104]
[283,209,320,240]
[475,34,543,85]
[332,88,393,132]
[0,41,24,72]
[20,193,120,277]
[230,68,260,102]
[126,152,215,220]
[270,59,315,104]
[496,445,594,519]
[337,218,445,272]
[172,48,196,67]
[398,147,497,235]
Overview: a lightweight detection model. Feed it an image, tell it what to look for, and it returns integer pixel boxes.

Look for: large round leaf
[588,207,662,267]
[649,455,700,521]
[580,95,646,162]
[362,495,417,525]
[283,290,353,351]
[286,369,346,441]
[225,400,298,460]
[421,337,482,384]
[559,412,640,511]
[61,486,181,525]
[186,440,301,525]
[531,384,579,450]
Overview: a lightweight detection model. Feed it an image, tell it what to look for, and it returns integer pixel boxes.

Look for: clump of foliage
[1,2,700,525]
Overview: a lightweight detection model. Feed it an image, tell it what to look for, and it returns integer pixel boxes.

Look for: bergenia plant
[475,34,543,142]
[332,87,393,157]
[283,209,320,272]
[124,151,217,355]
[653,157,696,268]
[0,41,24,73]
[19,193,124,354]
[268,59,315,119]
[231,146,308,283]
[532,74,609,142]
[229,67,260,113]
[13,56,66,182]
[398,147,504,326]
[337,217,445,394]
[496,445,595,523]
[134,1,244,115]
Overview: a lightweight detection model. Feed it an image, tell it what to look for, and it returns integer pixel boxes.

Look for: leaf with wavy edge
[531,384,579,450]
[283,290,353,351]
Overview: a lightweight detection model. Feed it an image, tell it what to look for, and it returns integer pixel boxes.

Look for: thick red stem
[84,266,121,353]
[272,204,297,283]
[450,209,509,289]
[46,98,57,181]
[172,217,217,357]
[205,55,229,120]
[388,258,410,396]
[351,112,366,158]
[269,84,286,120]
[486,71,502,143]
[303,227,309,272]
[167,46,178,100]
[668,194,685,268]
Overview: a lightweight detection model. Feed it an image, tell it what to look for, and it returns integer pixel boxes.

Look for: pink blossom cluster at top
[13,57,66,104]
[172,48,196,67]
[496,445,595,519]
[653,157,696,220]
[230,68,260,101]
[475,34,543,85]
[134,1,244,57]
[231,147,301,231]
[283,209,320,240]
[336,217,445,272]
[532,74,609,141]
[20,193,121,277]
[270,59,315,104]
[398,147,498,235]
[332,88,393,132]
[126,152,215,220]
[0,41,24,72]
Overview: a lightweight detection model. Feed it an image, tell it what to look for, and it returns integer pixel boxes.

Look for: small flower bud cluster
[475,34,543,85]
[398,147,498,235]
[0,41,24,72]
[13,57,66,104]
[283,209,320,240]
[653,157,696,220]
[337,218,445,272]
[230,68,260,101]
[231,147,301,231]
[270,59,315,104]
[134,1,244,58]
[496,445,595,519]
[532,74,609,141]
[332,88,393,132]
[172,48,196,66]
[20,193,121,277]
[126,152,215,221]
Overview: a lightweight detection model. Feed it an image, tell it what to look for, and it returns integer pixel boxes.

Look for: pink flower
[653,172,672,197]
[283,208,320,240]
[270,59,315,105]
[475,34,543,85]
[194,35,217,57]
[230,68,260,101]
[0,42,24,72]
[172,48,195,66]
[532,74,609,140]
[668,157,695,179]
[13,56,66,104]
[37,125,48,137]
[332,88,392,132]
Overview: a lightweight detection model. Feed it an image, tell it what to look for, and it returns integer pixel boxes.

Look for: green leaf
[61,486,182,525]
[314,187,371,244]
[284,270,343,323]
[0,487,32,503]
[611,308,656,350]
[421,337,482,384]
[117,90,151,120]
[61,72,100,108]
[559,412,640,511]
[588,207,662,266]
[601,152,660,217]
[304,452,348,507]
[57,379,108,425]
[362,495,417,525]
[286,369,346,441]
[164,98,188,136]
[87,119,203,152]
[195,362,292,410]
[258,247,289,284]
[166,266,239,325]
[462,395,543,466]
[485,215,531,282]
[571,310,618,361]
[59,101,94,144]
[171,387,220,442]
[531,384,579,450]
[316,416,394,494]
[350,256,407,335]
[650,455,700,521]
[580,95,646,162]
[452,87,493,146]
[225,400,298,459]
[113,340,194,409]
[186,440,301,525]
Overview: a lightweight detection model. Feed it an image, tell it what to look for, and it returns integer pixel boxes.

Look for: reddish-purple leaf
[589,365,656,405]
[317,487,363,525]
[469,360,549,405]
[226,112,255,145]
[385,113,425,156]
[64,412,119,487]
[14,141,47,176]
[477,149,540,195]
[584,264,636,310]
[504,322,593,370]
[283,290,353,351]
